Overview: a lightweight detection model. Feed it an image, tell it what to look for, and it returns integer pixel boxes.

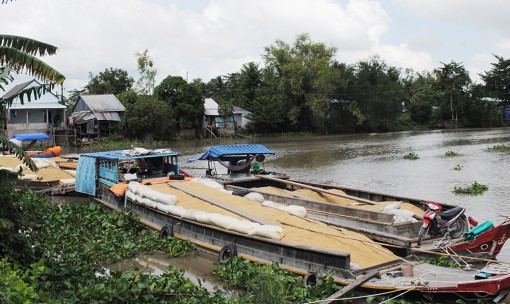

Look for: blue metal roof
[9,133,51,141]
[193,144,275,161]
[80,149,179,160]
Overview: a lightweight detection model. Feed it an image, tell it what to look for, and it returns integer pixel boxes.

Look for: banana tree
[0,34,65,172]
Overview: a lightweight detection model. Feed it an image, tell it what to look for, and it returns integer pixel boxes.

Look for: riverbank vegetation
[65,34,509,141]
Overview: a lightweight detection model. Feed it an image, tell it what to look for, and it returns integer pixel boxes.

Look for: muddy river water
[73,128,510,289]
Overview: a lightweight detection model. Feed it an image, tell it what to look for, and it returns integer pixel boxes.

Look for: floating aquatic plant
[403,152,419,160]
[453,164,463,171]
[453,182,488,195]
[488,144,510,152]
[445,150,459,157]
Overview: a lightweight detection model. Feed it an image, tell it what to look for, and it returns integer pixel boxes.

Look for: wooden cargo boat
[75,147,510,302]
[189,144,510,261]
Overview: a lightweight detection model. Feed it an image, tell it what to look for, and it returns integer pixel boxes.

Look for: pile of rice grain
[0,155,75,182]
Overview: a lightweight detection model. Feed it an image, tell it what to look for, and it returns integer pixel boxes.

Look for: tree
[85,67,134,95]
[123,95,176,140]
[433,61,471,124]
[0,32,65,257]
[345,56,403,131]
[262,33,339,132]
[0,35,65,171]
[135,49,157,95]
[480,54,510,106]
[154,76,204,134]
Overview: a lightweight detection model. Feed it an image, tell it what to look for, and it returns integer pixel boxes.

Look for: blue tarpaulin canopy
[9,133,51,141]
[188,144,275,163]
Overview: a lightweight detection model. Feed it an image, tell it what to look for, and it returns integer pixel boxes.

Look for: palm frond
[1,82,56,106]
[0,65,13,91]
[0,137,38,171]
[0,34,58,56]
[0,47,65,83]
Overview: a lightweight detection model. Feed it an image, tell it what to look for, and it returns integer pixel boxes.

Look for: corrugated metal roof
[79,94,126,112]
[94,111,121,121]
[81,149,179,160]
[1,80,33,99]
[9,102,66,110]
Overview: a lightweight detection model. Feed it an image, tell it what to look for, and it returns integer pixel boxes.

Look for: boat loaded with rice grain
[75,146,510,302]
[0,133,78,195]
[188,144,510,262]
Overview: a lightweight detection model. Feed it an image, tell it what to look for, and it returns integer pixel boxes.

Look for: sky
[2,0,510,97]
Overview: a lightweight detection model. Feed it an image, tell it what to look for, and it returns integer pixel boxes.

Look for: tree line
[66,33,510,139]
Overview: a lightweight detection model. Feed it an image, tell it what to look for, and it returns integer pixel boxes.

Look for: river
[74,127,510,286]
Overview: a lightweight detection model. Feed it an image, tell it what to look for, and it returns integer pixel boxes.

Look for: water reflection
[108,250,227,293]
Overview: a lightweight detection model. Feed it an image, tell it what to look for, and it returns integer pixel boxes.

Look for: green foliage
[410,101,433,124]
[425,256,460,268]
[0,189,51,265]
[135,49,157,95]
[262,33,339,132]
[480,54,510,106]
[433,61,471,123]
[0,258,56,304]
[214,257,340,304]
[403,152,419,160]
[124,95,176,140]
[488,144,510,152]
[0,191,209,303]
[85,67,134,95]
[445,150,459,157]
[453,182,488,195]
[154,75,204,131]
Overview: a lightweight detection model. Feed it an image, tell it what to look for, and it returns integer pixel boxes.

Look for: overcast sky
[2,0,510,96]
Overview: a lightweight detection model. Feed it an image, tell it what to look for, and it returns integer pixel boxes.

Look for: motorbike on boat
[417,201,472,246]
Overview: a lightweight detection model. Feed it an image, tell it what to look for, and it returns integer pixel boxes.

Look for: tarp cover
[9,133,51,141]
[189,144,275,162]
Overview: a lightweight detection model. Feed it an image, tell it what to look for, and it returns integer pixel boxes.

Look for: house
[1,79,66,136]
[203,98,251,130]
[69,94,126,138]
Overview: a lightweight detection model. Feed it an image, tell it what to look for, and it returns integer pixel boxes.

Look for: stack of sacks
[190,177,233,194]
[34,159,57,169]
[59,178,76,186]
[380,201,418,223]
[187,211,284,240]
[261,201,307,218]
[245,192,307,218]
[126,182,178,208]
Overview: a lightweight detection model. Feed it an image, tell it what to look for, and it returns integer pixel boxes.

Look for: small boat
[187,144,510,261]
[0,133,75,195]
[75,147,510,302]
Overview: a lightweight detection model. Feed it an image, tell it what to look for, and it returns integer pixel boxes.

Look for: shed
[203,98,251,129]
[1,79,66,137]
[69,94,126,137]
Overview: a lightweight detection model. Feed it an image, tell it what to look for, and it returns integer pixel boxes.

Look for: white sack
[245,192,264,203]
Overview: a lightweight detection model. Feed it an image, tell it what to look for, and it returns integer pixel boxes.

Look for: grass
[453,182,488,195]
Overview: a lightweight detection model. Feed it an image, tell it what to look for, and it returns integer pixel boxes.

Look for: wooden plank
[321,269,379,303]
[167,182,276,226]
[259,175,379,205]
